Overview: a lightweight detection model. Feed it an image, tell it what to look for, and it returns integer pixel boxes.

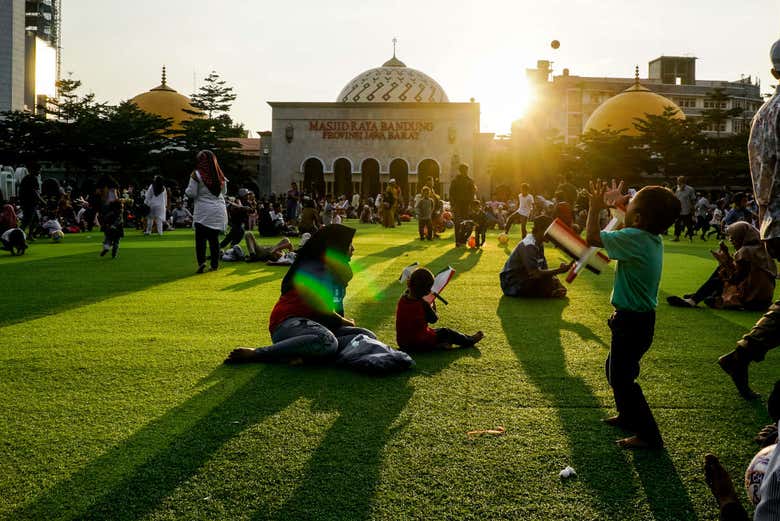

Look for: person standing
[185,150,228,274]
[286,182,300,222]
[449,163,476,246]
[18,170,42,240]
[416,186,434,240]
[504,183,535,238]
[718,39,780,399]
[381,182,396,228]
[144,176,167,235]
[674,176,697,241]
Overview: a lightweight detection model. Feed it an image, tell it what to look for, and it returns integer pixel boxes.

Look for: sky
[62,0,780,135]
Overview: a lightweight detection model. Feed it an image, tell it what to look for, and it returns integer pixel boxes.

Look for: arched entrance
[361,158,380,198]
[389,158,409,202]
[334,158,352,197]
[418,159,440,195]
[302,157,325,197]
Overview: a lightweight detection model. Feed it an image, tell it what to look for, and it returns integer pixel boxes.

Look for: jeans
[253,317,377,362]
[606,310,662,446]
[418,218,432,239]
[195,222,220,269]
[220,223,245,248]
[435,328,474,347]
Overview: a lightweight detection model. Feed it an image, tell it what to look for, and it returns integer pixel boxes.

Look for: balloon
[551,40,560,49]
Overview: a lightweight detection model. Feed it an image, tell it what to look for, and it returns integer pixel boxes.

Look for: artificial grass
[0,224,778,520]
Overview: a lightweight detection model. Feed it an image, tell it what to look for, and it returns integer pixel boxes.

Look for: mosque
[130,67,200,131]
[267,50,494,200]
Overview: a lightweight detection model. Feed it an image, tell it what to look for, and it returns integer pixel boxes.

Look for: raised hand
[587,180,607,210]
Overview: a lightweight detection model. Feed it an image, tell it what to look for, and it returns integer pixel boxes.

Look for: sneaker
[196,263,206,274]
[100,246,109,257]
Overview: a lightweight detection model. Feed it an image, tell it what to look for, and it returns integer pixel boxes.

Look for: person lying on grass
[500,215,571,299]
[667,221,776,311]
[225,224,379,364]
[586,180,680,450]
[395,267,483,352]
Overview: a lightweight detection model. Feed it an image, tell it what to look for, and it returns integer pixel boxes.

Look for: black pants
[674,214,694,240]
[195,222,220,269]
[21,205,38,236]
[691,269,723,303]
[606,310,662,446]
[475,225,486,246]
[435,328,474,347]
[220,223,245,248]
[452,207,467,245]
[736,299,780,362]
[418,218,432,239]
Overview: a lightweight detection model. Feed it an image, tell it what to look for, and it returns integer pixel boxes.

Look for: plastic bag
[336,334,414,375]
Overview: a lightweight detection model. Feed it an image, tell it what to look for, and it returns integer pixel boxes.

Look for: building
[130,67,201,130]
[0,0,27,112]
[0,0,60,114]
[525,56,764,143]
[267,52,492,200]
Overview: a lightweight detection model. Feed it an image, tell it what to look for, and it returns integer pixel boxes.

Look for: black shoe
[718,352,759,399]
[667,295,695,308]
[196,263,206,274]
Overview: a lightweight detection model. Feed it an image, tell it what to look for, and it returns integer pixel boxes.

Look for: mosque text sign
[308,120,434,140]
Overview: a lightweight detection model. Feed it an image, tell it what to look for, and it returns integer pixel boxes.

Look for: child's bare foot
[616,435,660,449]
[224,347,262,364]
[704,454,740,508]
[469,331,484,345]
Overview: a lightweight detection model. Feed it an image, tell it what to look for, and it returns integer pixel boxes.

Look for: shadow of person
[12,249,480,520]
[497,295,697,520]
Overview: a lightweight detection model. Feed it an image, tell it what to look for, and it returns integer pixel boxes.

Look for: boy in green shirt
[586,181,681,449]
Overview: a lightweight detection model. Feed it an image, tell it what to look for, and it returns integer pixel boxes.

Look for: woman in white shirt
[144,176,167,235]
[185,150,228,273]
[504,183,535,238]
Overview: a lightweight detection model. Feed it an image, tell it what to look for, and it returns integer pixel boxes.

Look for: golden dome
[130,67,201,130]
[583,72,684,137]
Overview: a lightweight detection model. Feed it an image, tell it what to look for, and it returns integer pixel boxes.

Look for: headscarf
[280,224,356,298]
[196,150,226,196]
[726,221,761,249]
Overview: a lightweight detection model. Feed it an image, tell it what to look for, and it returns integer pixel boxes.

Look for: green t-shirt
[600,227,663,312]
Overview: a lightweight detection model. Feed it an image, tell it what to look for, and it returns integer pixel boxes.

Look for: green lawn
[0,223,777,520]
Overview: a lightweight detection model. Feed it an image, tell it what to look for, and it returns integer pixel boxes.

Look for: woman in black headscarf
[225,224,377,363]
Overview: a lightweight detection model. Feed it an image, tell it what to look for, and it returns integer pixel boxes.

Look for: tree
[632,107,704,181]
[187,70,236,120]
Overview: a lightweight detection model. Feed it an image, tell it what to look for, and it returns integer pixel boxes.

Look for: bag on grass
[336,334,414,375]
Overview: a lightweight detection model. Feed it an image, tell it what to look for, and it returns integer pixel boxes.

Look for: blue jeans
[254,317,377,362]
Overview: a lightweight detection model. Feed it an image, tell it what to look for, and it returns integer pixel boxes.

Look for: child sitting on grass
[395,267,483,352]
[586,180,680,449]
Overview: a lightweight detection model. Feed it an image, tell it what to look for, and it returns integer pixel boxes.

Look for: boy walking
[416,187,434,240]
[586,181,680,448]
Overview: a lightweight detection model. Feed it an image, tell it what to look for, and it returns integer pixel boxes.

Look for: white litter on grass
[559,466,577,479]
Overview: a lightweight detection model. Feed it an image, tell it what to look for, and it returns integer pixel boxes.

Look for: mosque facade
[266,53,493,200]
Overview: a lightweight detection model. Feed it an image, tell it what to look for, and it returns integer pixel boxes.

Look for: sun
[479,75,536,135]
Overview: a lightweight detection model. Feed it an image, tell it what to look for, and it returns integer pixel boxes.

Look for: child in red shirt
[395,267,484,351]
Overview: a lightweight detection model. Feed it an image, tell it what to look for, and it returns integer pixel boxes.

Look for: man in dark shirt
[448,164,476,246]
[500,215,570,298]
[18,171,41,239]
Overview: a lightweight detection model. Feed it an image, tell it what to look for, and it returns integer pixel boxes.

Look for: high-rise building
[0,0,27,112]
[0,0,60,114]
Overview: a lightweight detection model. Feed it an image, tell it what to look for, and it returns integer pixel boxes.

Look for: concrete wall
[0,0,26,112]
[268,102,487,199]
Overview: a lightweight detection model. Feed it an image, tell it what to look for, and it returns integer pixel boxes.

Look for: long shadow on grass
[0,248,194,327]
[11,245,482,520]
[497,296,697,520]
